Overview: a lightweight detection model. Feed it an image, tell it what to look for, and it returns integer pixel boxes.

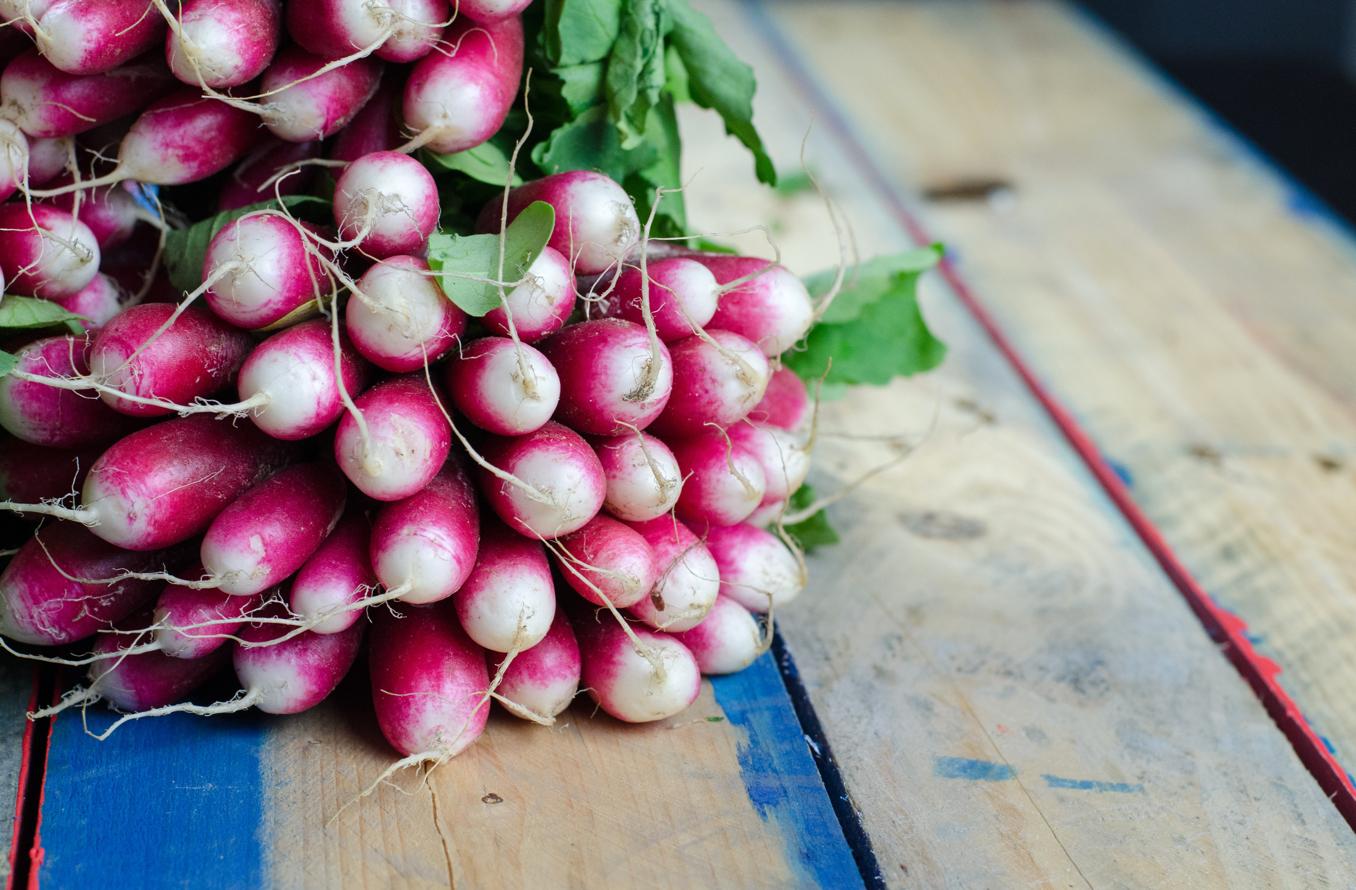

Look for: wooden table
[8,1,1356,886]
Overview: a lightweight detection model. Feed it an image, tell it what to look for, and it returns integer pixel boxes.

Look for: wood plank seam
[8,669,52,890]
[740,0,1356,832]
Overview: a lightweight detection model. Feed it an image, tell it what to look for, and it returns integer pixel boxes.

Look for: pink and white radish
[258,49,381,142]
[333,152,439,258]
[481,245,574,342]
[0,0,53,35]
[573,612,700,723]
[480,171,639,275]
[0,203,100,297]
[604,257,718,341]
[32,0,166,75]
[0,119,25,201]
[705,522,803,612]
[626,517,719,632]
[232,610,364,713]
[218,138,319,210]
[675,595,762,675]
[200,463,347,596]
[592,431,683,522]
[729,421,809,505]
[454,520,555,653]
[0,522,169,645]
[0,335,136,447]
[648,329,771,438]
[538,318,672,436]
[22,134,68,187]
[0,438,99,503]
[346,255,465,370]
[164,0,281,89]
[369,603,489,758]
[236,319,369,441]
[47,184,144,250]
[1,51,173,138]
[288,512,375,634]
[749,366,811,433]
[330,78,400,163]
[401,15,523,154]
[333,375,451,501]
[692,255,814,357]
[488,610,579,721]
[87,303,254,416]
[444,336,559,436]
[202,212,330,329]
[49,273,127,326]
[153,575,261,659]
[477,421,606,539]
[89,625,230,710]
[457,0,533,23]
[668,428,767,527]
[554,514,656,609]
[287,0,449,63]
[369,460,479,604]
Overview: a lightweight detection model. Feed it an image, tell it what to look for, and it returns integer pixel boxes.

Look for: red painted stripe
[6,671,38,890]
[23,685,55,890]
[747,0,1356,830]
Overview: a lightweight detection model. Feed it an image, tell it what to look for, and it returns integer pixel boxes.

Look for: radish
[573,611,700,723]
[0,203,100,297]
[289,512,375,635]
[692,256,814,357]
[87,303,255,416]
[33,0,166,75]
[0,119,24,201]
[554,512,658,609]
[647,329,771,438]
[668,428,767,527]
[457,0,533,23]
[330,78,400,163]
[202,212,331,330]
[729,421,809,505]
[444,336,559,436]
[259,49,381,143]
[346,255,465,370]
[153,575,260,659]
[23,133,69,186]
[626,517,719,632]
[593,432,683,522]
[481,245,575,342]
[478,421,606,539]
[401,15,523,154]
[50,273,129,326]
[78,414,295,551]
[749,366,811,432]
[200,463,347,596]
[705,523,804,612]
[48,183,144,249]
[369,603,489,758]
[287,0,449,63]
[89,625,230,710]
[218,138,318,210]
[0,51,173,138]
[0,438,99,503]
[334,375,451,501]
[232,609,365,714]
[236,319,369,441]
[538,318,673,436]
[0,335,136,447]
[0,522,169,645]
[333,152,439,258]
[488,610,579,721]
[164,0,281,89]
[604,257,719,341]
[369,459,479,604]
[674,595,762,675]
[746,497,786,529]
[480,171,639,275]
[0,0,53,34]
[454,520,555,653]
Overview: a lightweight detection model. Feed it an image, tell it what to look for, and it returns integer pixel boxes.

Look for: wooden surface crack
[428,778,457,889]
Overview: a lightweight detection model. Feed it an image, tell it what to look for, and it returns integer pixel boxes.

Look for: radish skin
[626,517,719,632]
[346,255,464,370]
[444,336,560,436]
[705,522,803,612]
[330,78,400,163]
[0,203,100,298]
[480,171,638,275]
[165,0,281,88]
[202,212,331,329]
[90,626,229,710]
[749,367,811,432]
[454,521,555,653]
[605,257,719,341]
[694,256,814,357]
[1,51,173,138]
[0,438,99,503]
[236,319,369,441]
[333,152,439,258]
[554,514,657,609]
[218,138,318,210]
[0,335,136,447]
[648,330,771,438]
[669,428,768,527]
[481,245,575,343]
[539,319,673,436]
[289,512,375,635]
[259,49,381,142]
[334,375,452,501]
[287,0,449,63]
[153,576,260,659]
[478,422,607,540]
[593,432,682,522]
[34,0,166,75]
[457,0,533,23]
[489,610,580,720]
[48,185,143,250]
[729,422,809,505]
[573,613,700,723]
[234,612,364,714]
[370,461,480,604]
[675,595,761,675]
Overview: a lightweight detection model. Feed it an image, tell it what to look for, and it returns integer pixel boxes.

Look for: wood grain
[0,665,30,883]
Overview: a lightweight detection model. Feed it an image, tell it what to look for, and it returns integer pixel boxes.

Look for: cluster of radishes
[0,0,821,762]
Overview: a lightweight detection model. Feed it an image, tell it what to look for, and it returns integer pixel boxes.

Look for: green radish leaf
[545,0,623,65]
[691,237,738,255]
[666,0,776,186]
[555,62,606,115]
[605,0,668,149]
[0,350,16,378]
[427,201,556,317]
[785,247,948,386]
[774,169,815,198]
[424,140,524,187]
[163,195,329,294]
[0,295,84,330]
[532,105,659,180]
[628,97,686,234]
[783,484,840,553]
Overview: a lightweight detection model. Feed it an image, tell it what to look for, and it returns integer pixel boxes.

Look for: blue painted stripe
[1042,774,1144,794]
[40,705,266,890]
[711,652,864,889]
[933,756,1017,782]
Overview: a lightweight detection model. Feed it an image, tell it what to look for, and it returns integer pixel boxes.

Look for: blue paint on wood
[711,652,864,889]
[1042,774,1144,793]
[933,756,1017,782]
[40,706,267,890]
[1104,458,1135,487]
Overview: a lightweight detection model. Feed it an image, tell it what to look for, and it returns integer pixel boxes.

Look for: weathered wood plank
[0,665,32,884]
[677,0,1356,884]
[767,0,1356,794]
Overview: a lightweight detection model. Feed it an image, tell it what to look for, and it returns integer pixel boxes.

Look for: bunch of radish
[0,0,826,767]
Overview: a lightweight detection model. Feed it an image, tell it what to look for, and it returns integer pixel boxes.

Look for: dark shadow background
[1080,0,1356,223]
